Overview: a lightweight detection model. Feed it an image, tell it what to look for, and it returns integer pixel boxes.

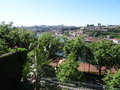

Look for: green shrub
[103,71,120,89]
[0,39,9,55]
[56,53,83,82]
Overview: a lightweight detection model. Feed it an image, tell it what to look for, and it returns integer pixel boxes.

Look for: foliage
[22,61,30,81]
[16,28,37,50]
[63,37,93,61]
[63,31,69,36]
[38,33,63,59]
[56,53,83,82]
[91,40,120,75]
[91,40,114,75]
[103,71,120,89]
[87,28,120,39]
[0,39,9,55]
[110,44,120,70]
[27,48,53,90]
[28,48,48,77]
[0,22,37,50]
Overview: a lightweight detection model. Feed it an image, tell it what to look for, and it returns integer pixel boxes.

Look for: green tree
[111,44,120,70]
[103,70,120,89]
[91,40,114,75]
[0,39,9,55]
[0,22,37,50]
[17,28,37,50]
[38,33,63,59]
[56,53,83,82]
[63,37,93,61]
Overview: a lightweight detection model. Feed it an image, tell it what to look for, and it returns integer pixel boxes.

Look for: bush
[103,70,120,89]
[56,53,83,82]
[0,39,9,55]
[0,22,37,50]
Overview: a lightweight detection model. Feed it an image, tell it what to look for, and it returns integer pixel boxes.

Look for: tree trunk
[88,63,90,72]
[84,63,85,71]
[98,67,101,75]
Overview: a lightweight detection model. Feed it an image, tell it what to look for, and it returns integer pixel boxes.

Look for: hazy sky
[0,0,120,26]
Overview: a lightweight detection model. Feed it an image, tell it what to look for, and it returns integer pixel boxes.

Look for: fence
[41,77,104,90]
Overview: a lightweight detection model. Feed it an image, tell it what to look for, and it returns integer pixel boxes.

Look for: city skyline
[0,0,120,26]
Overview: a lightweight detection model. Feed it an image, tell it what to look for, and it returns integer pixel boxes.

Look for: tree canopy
[56,52,83,82]
[63,37,93,62]
[0,22,37,51]
[38,33,63,59]
[90,40,118,75]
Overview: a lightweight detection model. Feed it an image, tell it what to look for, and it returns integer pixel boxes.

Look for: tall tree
[63,37,93,61]
[91,40,114,75]
[0,22,37,50]
[38,33,63,59]
[111,44,120,70]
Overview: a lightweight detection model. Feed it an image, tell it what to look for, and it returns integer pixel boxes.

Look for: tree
[0,22,37,50]
[103,70,120,89]
[63,37,93,61]
[90,40,114,75]
[0,39,9,55]
[17,28,37,50]
[38,33,63,59]
[111,44,120,70]
[56,52,83,82]
[28,48,49,90]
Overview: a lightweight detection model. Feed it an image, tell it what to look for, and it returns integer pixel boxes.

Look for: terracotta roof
[112,38,120,41]
[85,36,104,42]
[50,60,116,73]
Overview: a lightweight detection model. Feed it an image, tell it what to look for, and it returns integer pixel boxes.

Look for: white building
[112,39,120,44]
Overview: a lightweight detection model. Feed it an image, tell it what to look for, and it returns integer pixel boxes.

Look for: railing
[41,77,104,90]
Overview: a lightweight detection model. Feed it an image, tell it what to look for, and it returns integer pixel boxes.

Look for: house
[112,39,120,44]
[85,36,104,42]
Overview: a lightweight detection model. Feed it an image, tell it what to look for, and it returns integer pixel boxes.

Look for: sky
[0,0,120,26]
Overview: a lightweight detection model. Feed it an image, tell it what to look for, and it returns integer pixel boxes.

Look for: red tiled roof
[50,60,116,73]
